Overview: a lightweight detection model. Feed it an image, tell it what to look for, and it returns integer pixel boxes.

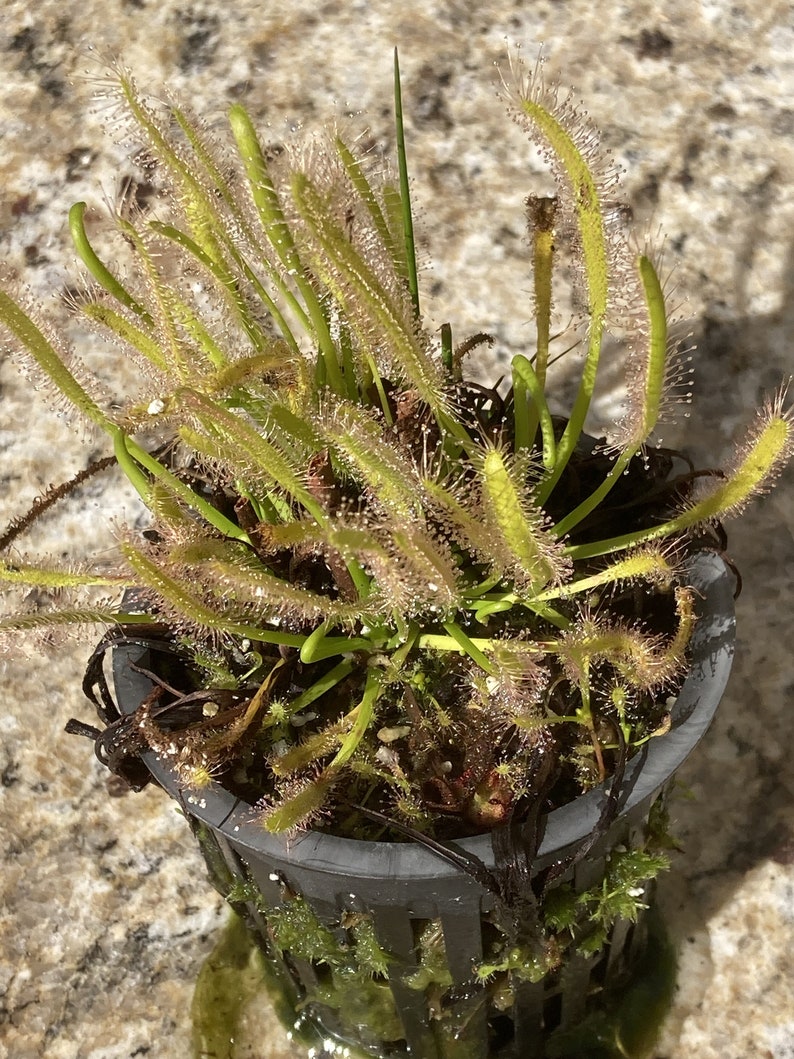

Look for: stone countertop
[1,1,792,1057]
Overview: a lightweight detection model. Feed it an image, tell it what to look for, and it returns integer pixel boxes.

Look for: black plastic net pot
[110,551,735,1059]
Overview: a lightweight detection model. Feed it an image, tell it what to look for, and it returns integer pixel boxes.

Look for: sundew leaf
[228,104,344,392]
[0,290,112,433]
[479,446,565,592]
[176,387,325,521]
[318,399,422,520]
[0,607,152,635]
[290,172,446,415]
[551,253,671,538]
[567,399,793,559]
[121,541,304,648]
[0,559,124,590]
[334,135,402,282]
[78,301,169,374]
[69,201,152,324]
[506,64,611,499]
[262,774,336,833]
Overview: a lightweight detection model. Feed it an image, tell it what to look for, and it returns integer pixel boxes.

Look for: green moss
[405,922,453,992]
[265,895,405,1042]
[477,796,674,997]
[350,916,392,978]
[266,894,346,965]
[193,882,675,1058]
[192,796,677,1055]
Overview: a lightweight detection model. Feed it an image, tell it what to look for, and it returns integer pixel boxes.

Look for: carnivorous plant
[1,51,790,842]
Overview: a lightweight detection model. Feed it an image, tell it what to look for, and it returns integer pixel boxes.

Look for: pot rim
[112,550,735,881]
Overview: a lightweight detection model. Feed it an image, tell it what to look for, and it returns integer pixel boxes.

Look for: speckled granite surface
[1,1,792,1057]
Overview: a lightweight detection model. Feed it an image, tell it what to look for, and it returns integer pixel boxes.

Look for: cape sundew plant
[1,52,791,836]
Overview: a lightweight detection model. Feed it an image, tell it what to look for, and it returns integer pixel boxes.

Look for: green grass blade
[393,48,420,318]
